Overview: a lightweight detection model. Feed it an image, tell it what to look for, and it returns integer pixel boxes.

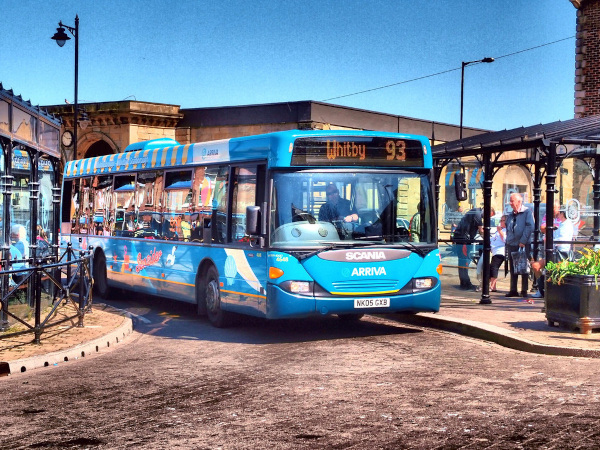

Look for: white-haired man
[505,193,534,297]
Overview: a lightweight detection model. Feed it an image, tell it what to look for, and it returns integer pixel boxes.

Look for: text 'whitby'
[326,140,366,160]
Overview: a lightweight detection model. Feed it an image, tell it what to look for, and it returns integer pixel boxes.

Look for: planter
[546,275,600,334]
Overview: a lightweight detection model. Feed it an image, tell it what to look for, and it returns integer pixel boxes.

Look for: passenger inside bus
[164,216,179,240]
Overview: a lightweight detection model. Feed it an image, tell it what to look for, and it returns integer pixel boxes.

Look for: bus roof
[64,130,432,177]
[123,138,180,152]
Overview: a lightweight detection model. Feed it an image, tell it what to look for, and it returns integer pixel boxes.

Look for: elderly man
[505,193,535,297]
[11,224,29,259]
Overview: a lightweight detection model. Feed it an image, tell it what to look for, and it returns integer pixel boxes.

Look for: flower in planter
[545,248,600,288]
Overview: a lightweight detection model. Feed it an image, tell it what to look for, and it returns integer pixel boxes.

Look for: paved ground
[427,270,600,357]
[1,262,599,374]
[0,303,132,375]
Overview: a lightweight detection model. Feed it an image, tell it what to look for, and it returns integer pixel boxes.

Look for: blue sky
[1,0,577,131]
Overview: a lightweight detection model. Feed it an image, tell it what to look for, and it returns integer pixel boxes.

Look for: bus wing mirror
[246,206,261,236]
[455,172,468,201]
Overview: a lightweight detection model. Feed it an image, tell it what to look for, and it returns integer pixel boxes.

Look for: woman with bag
[505,193,535,298]
[489,215,507,292]
[475,208,500,290]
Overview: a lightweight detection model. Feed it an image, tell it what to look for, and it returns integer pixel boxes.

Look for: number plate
[354,298,390,308]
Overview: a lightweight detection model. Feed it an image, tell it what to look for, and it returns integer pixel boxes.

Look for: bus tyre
[337,313,364,322]
[195,274,207,316]
[93,252,110,298]
[204,266,231,328]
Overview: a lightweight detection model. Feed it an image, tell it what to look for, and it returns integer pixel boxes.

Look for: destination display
[291,136,425,167]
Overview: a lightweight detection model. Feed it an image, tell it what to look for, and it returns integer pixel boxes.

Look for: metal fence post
[78,249,85,327]
[0,258,8,331]
[34,258,42,344]
[66,242,72,290]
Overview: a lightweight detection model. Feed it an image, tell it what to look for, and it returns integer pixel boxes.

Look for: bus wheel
[93,252,110,298]
[337,313,364,322]
[204,267,231,328]
[195,274,207,316]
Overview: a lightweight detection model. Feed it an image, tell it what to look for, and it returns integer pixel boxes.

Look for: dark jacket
[505,207,534,247]
[452,208,482,244]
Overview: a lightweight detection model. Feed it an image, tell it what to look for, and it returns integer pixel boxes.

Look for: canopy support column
[480,153,493,304]
[545,143,557,264]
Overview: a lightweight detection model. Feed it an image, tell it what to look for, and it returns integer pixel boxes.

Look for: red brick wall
[575,0,600,117]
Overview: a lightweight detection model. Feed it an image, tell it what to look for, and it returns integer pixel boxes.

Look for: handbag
[476,253,485,281]
[511,247,530,275]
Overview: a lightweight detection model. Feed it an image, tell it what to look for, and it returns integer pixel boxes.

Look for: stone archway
[84,140,113,159]
[74,131,119,162]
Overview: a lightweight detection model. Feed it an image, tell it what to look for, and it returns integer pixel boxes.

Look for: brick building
[44,100,486,164]
[573,0,600,116]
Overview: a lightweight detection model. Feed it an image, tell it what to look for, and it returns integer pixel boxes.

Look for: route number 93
[386,140,406,161]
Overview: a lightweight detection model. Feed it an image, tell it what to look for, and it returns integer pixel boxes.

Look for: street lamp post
[51,15,79,158]
[460,57,494,139]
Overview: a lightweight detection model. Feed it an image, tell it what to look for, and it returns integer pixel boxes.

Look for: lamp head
[482,57,495,63]
[51,26,70,47]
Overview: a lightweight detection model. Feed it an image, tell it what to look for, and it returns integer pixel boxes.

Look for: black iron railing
[0,243,93,344]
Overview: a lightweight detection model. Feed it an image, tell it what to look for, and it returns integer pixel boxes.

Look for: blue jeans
[455,243,472,287]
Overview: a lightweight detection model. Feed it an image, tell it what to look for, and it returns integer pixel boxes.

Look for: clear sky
[1,0,577,132]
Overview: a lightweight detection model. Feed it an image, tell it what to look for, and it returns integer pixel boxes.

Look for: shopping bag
[511,248,530,275]
[476,254,485,281]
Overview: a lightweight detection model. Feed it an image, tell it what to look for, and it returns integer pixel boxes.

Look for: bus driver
[319,183,358,224]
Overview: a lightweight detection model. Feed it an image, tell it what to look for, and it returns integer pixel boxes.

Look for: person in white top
[489,215,507,292]
[531,208,574,298]
[554,209,574,260]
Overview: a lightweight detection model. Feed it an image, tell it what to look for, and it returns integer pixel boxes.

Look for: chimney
[572,0,600,117]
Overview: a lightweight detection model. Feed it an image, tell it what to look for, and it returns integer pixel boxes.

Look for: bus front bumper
[266,283,441,319]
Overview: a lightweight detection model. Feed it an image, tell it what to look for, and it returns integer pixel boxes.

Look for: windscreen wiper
[391,242,438,257]
[292,242,352,261]
[353,236,386,242]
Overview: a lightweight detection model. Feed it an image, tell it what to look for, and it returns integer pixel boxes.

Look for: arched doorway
[84,140,113,159]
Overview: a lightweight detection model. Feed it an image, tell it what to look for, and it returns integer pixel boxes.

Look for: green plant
[545,248,600,289]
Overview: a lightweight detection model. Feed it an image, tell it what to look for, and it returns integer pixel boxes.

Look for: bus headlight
[289,281,311,293]
[279,280,314,295]
[414,278,435,290]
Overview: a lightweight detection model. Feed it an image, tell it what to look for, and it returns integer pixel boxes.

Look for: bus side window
[164,170,194,241]
[204,166,228,244]
[190,167,208,242]
[91,175,113,236]
[112,175,136,237]
[141,171,163,238]
[61,180,74,234]
[231,166,258,242]
[72,178,92,234]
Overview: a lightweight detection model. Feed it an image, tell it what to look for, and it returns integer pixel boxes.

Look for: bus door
[220,164,268,316]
